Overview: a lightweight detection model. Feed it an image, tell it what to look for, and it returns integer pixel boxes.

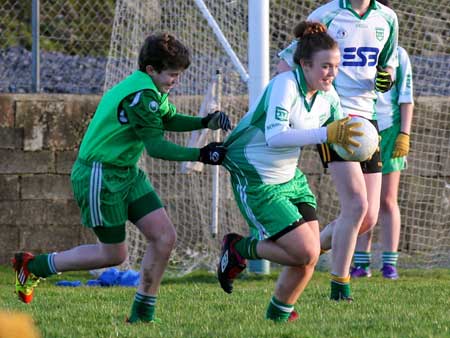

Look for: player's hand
[392,132,410,158]
[367,135,381,161]
[327,117,364,154]
[199,142,227,165]
[375,66,394,93]
[202,111,232,131]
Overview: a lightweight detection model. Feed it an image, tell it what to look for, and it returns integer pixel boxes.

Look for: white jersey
[224,67,343,185]
[376,46,414,131]
[278,0,398,120]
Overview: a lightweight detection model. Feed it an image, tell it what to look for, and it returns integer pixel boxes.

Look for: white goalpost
[246,0,270,274]
[105,0,450,275]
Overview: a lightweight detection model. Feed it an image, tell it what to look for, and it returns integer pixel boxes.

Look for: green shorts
[71,159,163,243]
[231,169,317,240]
[380,123,407,174]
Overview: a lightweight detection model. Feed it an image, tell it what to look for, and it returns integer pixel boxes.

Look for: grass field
[0,266,449,338]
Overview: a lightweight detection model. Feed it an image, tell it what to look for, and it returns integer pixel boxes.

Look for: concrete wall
[0,94,100,264]
[0,93,448,267]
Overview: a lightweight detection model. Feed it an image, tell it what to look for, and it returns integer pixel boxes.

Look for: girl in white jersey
[216,22,363,322]
[277,0,399,301]
[351,0,414,280]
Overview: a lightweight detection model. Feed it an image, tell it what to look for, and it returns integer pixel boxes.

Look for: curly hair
[293,21,338,65]
[138,32,191,72]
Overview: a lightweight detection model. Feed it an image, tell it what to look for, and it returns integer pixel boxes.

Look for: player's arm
[397,51,414,137]
[376,11,399,92]
[125,91,225,163]
[265,80,328,148]
[391,103,413,158]
[399,102,413,136]
[130,113,200,161]
[392,49,414,158]
[162,103,204,131]
[264,76,361,150]
[163,103,231,132]
[378,9,399,70]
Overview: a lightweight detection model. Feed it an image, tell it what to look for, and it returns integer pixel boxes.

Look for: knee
[294,243,320,267]
[360,203,381,234]
[380,195,398,214]
[104,245,128,266]
[351,195,369,218]
[342,194,369,225]
[360,215,377,234]
[155,225,177,256]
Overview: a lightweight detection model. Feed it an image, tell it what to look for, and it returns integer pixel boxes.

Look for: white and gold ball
[332,116,379,162]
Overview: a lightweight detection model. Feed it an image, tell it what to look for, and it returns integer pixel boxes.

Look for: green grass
[0,266,449,338]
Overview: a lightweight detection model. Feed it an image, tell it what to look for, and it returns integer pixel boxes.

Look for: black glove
[199,142,227,165]
[375,66,394,93]
[201,111,232,131]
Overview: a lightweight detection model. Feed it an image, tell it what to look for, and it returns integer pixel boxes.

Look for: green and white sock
[382,252,399,266]
[28,253,58,278]
[234,237,260,259]
[128,293,157,323]
[330,274,351,300]
[353,251,371,269]
[265,296,294,322]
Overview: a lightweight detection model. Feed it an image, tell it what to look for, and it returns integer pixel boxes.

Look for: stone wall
[0,94,100,264]
[0,93,448,267]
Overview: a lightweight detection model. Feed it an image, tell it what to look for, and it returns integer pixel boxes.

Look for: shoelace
[19,274,40,292]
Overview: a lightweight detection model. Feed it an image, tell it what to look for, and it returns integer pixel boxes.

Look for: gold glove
[327,117,363,154]
[392,132,410,158]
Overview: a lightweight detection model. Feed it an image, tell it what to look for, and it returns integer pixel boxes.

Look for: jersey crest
[275,107,289,121]
[118,109,129,124]
[148,101,159,113]
[375,27,385,41]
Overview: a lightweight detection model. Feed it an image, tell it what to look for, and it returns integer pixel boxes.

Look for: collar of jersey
[340,0,379,19]
[138,70,169,101]
[294,66,319,112]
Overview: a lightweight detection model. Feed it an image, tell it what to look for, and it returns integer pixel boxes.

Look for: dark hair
[138,33,191,72]
[292,21,338,65]
[377,0,391,8]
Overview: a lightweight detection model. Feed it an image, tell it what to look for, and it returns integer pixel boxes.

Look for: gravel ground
[1,46,449,96]
[0,46,106,94]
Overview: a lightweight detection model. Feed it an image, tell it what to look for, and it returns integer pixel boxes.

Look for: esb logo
[343,47,379,66]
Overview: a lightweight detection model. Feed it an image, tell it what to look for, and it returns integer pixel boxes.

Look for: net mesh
[105,0,450,274]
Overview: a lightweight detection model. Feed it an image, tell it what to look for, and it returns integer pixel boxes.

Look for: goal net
[105,0,450,274]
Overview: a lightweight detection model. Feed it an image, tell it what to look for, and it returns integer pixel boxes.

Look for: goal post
[247,0,271,275]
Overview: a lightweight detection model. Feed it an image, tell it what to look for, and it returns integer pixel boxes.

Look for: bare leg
[354,171,385,253]
[319,220,335,251]
[257,220,320,304]
[327,162,368,277]
[359,172,382,235]
[354,231,373,252]
[379,171,401,252]
[257,221,320,266]
[54,242,128,272]
[135,208,176,296]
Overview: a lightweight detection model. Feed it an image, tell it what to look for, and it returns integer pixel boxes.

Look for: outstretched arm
[267,117,363,154]
[163,112,203,131]
[163,108,231,132]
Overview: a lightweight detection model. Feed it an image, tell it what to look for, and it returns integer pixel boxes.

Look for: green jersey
[78,70,202,167]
